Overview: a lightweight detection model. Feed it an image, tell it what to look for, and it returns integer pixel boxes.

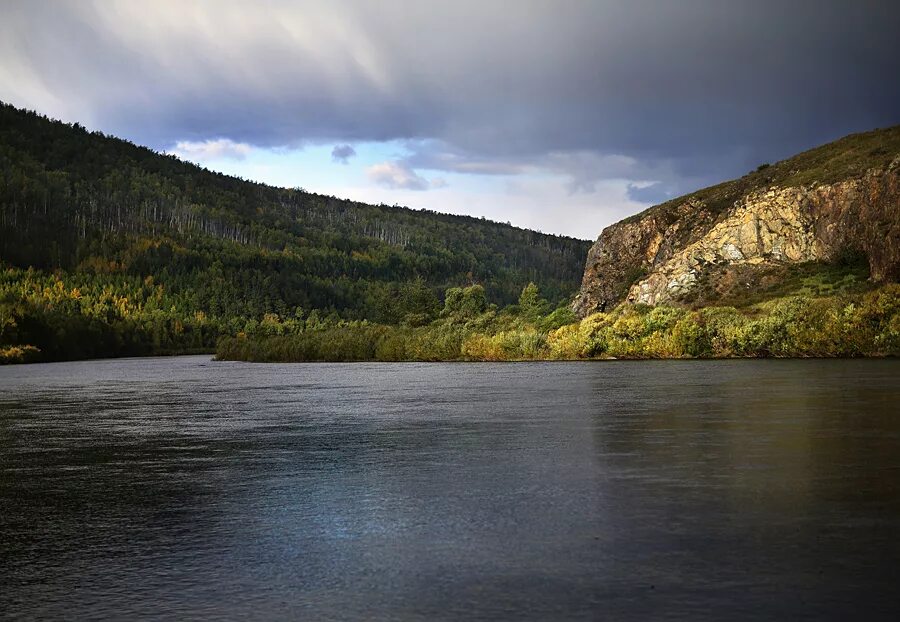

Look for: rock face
[574,160,900,315]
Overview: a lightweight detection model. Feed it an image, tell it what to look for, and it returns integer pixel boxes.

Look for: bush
[462,329,548,360]
[747,296,810,356]
[442,285,487,320]
[672,314,709,357]
[539,306,577,331]
[644,306,684,333]
[0,344,41,364]
[547,322,584,359]
[217,284,900,362]
[612,312,646,341]
[700,306,749,356]
[579,312,613,357]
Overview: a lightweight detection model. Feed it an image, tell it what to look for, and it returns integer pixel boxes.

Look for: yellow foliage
[0,345,41,364]
[547,323,584,359]
[461,334,503,361]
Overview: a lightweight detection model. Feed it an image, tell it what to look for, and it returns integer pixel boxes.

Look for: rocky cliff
[574,127,900,315]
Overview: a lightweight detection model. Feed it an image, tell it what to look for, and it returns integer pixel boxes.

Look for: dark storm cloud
[331,144,356,164]
[1,0,898,193]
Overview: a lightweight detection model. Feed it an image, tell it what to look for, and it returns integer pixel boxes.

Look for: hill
[574,125,900,315]
[0,102,589,362]
[215,127,900,363]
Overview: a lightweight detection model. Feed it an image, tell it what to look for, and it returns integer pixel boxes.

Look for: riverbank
[217,284,900,362]
[5,280,898,365]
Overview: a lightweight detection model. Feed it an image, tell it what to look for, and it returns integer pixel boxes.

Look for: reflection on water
[1,357,899,620]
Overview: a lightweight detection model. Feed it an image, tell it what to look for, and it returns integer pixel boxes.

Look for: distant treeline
[0,101,590,363]
[3,262,898,364]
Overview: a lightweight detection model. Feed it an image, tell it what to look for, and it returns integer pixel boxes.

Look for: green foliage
[644,305,684,333]
[214,283,900,362]
[462,329,548,361]
[517,282,550,320]
[442,285,487,320]
[0,267,221,361]
[671,315,709,357]
[217,322,470,363]
[3,102,899,364]
[538,305,577,331]
[0,102,591,362]
[365,279,441,325]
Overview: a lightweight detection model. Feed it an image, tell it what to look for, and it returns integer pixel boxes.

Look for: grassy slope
[623,125,900,225]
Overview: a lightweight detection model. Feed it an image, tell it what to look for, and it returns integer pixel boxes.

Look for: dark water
[1,357,899,620]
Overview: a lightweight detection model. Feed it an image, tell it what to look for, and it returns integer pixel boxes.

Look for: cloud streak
[367,160,431,191]
[1,0,897,234]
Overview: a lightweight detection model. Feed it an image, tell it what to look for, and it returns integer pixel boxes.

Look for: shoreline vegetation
[4,263,899,365]
[216,279,899,364]
[3,104,898,365]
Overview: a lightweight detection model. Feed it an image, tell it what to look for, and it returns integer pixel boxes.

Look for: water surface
[1,357,899,620]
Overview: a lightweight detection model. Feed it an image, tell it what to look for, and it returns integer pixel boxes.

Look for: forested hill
[0,101,591,361]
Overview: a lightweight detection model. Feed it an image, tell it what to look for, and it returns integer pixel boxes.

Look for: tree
[442,285,487,320]
[518,282,549,320]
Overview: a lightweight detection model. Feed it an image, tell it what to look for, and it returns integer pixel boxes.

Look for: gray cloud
[367,160,431,191]
[399,140,691,197]
[1,0,898,203]
[331,144,356,164]
[626,182,674,205]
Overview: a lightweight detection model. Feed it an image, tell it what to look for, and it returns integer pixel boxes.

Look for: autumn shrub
[539,306,577,331]
[217,284,900,362]
[612,311,646,341]
[699,306,750,356]
[744,296,810,356]
[461,329,548,360]
[861,285,900,354]
[407,324,467,360]
[638,330,682,358]
[546,322,584,359]
[671,314,709,357]
[0,344,41,364]
[643,305,684,334]
[579,312,613,356]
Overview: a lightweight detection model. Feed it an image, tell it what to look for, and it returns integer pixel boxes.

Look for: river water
[1,357,899,620]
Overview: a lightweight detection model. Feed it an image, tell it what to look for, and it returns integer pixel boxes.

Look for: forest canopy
[0,102,591,362]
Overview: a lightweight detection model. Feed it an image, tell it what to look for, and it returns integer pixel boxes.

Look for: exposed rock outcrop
[574,130,900,315]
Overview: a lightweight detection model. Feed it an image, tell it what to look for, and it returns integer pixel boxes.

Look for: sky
[1,1,898,239]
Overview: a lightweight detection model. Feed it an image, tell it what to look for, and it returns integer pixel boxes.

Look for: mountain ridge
[0,101,590,361]
[0,101,590,310]
[574,125,900,315]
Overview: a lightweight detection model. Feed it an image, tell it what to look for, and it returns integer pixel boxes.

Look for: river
[1,356,898,620]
